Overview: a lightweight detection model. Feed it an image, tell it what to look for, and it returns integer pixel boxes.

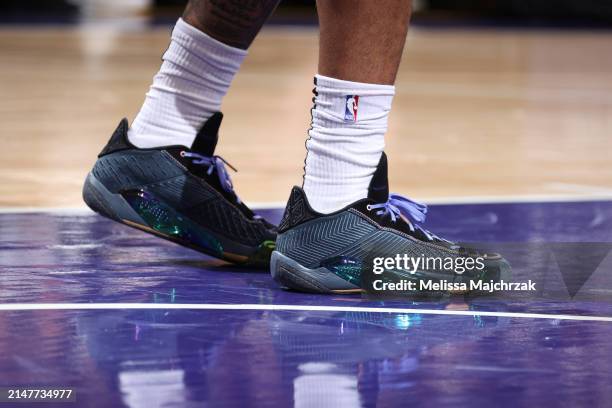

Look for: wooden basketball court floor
[1,25,612,208]
[1,23,612,407]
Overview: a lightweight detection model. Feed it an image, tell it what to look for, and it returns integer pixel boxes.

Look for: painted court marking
[2,193,612,214]
[0,303,611,323]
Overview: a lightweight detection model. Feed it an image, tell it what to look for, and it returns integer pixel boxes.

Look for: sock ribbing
[303,74,395,213]
[128,18,247,149]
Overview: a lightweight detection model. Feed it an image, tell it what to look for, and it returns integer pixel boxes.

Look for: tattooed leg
[183,0,282,50]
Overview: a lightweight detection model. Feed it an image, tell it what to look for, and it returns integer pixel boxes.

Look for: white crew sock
[128,18,247,149]
[303,74,395,214]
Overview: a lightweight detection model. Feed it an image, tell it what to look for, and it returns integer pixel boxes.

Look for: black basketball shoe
[271,153,511,294]
[83,112,276,267]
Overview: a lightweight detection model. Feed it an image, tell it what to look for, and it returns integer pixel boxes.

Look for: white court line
[1,193,612,214]
[0,207,92,214]
[250,194,612,208]
[422,194,612,205]
[0,303,611,322]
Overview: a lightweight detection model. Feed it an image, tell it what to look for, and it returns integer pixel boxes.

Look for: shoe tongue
[190,112,223,156]
[368,152,389,203]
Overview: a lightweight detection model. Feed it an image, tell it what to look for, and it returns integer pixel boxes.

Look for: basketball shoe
[271,153,510,294]
[83,113,276,267]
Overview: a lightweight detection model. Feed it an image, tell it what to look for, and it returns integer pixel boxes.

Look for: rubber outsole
[270,251,362,294]
[270,250,512,295]
[83,172,273,267]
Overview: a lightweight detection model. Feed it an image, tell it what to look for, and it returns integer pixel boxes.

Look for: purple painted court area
[1,200,612,407]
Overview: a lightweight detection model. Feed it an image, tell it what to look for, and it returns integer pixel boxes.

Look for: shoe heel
[82,172,145,225]
[271,251,361,294]
[270,251,327,293]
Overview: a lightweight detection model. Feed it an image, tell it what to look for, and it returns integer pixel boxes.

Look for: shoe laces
[181,151,242,204]
[367,194,450,243]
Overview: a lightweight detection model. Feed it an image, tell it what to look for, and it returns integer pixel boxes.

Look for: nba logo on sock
[344,95,359,122]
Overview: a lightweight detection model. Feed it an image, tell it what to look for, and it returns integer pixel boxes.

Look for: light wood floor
[1,25,611,208]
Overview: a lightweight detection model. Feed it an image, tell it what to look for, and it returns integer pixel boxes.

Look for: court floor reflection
[1,303,610,407]
[1,201,612,407]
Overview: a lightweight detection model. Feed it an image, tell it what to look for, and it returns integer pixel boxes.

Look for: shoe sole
[271,250,512,295]
[270,251,362,294]
[83,172,273,267]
